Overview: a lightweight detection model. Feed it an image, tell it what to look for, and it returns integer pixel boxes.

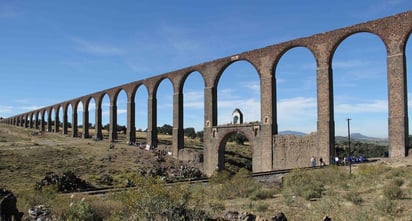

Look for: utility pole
[347,118,352,174]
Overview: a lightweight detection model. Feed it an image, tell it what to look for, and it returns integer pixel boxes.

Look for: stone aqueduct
[2,11,412,176]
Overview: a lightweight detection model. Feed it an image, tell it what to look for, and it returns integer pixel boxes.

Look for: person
[311,156,316,167]
[319,157,324,167]
[335,156,339,165]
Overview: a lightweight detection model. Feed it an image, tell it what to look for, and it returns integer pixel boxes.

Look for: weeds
[344,191,363,205]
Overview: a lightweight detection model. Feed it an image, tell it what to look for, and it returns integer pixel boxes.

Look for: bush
[209,169,259,200]
[249,188,278,200]
[121,175,205,220]
[64,198,101,221]
[282,169,325,200]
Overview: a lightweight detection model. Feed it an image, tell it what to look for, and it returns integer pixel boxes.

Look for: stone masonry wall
[273,133,319,169]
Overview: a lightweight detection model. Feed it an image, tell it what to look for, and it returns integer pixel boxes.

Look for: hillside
[1,124,412,220]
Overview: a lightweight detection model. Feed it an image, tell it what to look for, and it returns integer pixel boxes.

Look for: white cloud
[335,99,387,114]
[332,60,366,69]
[218,98,261,124]
[277,97,317,118]
[240,81,260,94]
[0,105,13,114]
[184,91,204,109]
[71,37,124,56]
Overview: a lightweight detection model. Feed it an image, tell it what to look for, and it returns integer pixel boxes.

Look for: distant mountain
[350,133,369,139]
[336,133,389,145]
[279,130,307,136]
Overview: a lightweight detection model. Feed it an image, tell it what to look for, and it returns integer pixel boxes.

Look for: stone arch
[55,104,63,133]
[85,96,96,138]
[154,77,174,127]
[112,88,129,142]
[213,59,260,88]
[29,112,34,128]
[216,60,261,126]
[215,127,257,172]
[35,111,40,129]
[133,84,149,140]
[96,92,111,140]
[181,70,206,144]
[41,109,47,131]
[50,107,56,132]
[330,31,387,63]
[274,46,317,134]
[406,32,412,146]
[332,32,388,139]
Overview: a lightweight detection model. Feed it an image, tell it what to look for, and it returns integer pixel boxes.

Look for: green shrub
[209,168,259,200]
[282,169,325,200]
[249,188,278,200]
[121,175,199,220]
[65,198,101,221]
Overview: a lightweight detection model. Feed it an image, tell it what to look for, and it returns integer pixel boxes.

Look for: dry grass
[2,124,412,220]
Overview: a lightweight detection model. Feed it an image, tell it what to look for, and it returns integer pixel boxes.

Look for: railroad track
[66,167,321,196]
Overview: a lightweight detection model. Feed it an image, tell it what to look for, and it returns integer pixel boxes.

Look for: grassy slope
[1,124,412,220]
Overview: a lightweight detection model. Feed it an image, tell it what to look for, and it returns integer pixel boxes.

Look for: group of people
[310,156,325,167]
[311,155,368,167]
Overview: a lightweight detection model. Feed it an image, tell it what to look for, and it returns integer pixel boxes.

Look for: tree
[184,127,197,139]
[197,131,204,142]
[228,133,248,145]
[158,124,172,135]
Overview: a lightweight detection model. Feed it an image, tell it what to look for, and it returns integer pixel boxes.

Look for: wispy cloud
[350,0,411,19]
[184,91,204,109]
[240,81,260,94]
[335,99,387,114]
[71,37,124,56]
[0,105,13,114]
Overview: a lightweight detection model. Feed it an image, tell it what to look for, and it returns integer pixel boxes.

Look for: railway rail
[65,167,317,196]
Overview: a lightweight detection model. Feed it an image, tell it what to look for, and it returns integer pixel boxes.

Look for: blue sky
[0,1,411,138]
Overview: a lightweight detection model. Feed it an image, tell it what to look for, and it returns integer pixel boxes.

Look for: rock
[272,212,287,221]
[322,216,331,221]
[28,205,50,220]
[0,188,23,221]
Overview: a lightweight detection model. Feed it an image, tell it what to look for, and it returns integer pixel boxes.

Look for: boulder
[272,212,287,221]
[0,188,23,221]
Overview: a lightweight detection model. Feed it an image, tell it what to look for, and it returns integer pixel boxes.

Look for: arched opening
[76,101,83,138]
[156,78,173,146]
[183,71,204,148]
[58,106,63,132]
[332,32,388,159]
[275,47,317,134]
[101,94,110,139]
[47,108,56,133]
[66,104,73,135]
[217,131,252,174]
[35,112,41,129]
[50,108,56,132]
[217,61,261,125]
[43,110,48,131]
[135,85,148,145]
[116,89,128,142]
[87,98,96,138]
[406,33,412,149]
